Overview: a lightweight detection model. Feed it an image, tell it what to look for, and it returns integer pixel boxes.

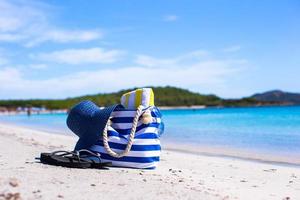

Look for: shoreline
[1,104,300,115]
[159,105,206,110]
[162,140,300,167]
[0,123,300,199]
[1,121,299,167]
[164,144,300,168]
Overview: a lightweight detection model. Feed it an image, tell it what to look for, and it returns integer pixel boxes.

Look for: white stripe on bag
[111,110,137,117]
[102,137,161,145]
[90,146,161,157]
[108,126,159,136]
[111,107,159,118]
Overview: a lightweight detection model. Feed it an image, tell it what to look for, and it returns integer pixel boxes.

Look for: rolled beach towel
[120,88,154,109]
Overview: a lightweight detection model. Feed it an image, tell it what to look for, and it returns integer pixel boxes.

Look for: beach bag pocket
[89,105,163,169]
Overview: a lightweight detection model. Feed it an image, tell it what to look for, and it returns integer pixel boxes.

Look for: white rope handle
[102,105,144,158]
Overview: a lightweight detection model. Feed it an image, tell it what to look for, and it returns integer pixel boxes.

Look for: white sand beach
[0,123,299,200]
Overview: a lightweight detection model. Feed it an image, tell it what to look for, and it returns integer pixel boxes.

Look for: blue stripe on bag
[96,140,161,151]
[111,117,134,123]
[113,123,160,135]
[107,130,159,139]
[107,130,128,139]
[134,133,159,139]
[99,153,160,163]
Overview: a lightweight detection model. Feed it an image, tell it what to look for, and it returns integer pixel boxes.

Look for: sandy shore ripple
[0,123,299,200]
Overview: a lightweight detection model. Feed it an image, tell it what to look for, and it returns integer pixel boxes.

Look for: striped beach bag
[89,88,164,169]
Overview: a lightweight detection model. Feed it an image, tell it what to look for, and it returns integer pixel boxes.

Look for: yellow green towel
[120,88,154,109]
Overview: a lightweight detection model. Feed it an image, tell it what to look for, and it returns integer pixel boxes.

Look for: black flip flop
[39,150,112,169]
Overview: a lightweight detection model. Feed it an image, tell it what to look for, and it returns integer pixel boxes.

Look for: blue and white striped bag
[89,106,164,169]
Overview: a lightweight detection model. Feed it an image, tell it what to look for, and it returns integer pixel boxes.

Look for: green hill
[0,86,266,110]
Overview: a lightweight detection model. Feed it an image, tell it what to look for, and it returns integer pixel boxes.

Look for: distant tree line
[0,86,275,110]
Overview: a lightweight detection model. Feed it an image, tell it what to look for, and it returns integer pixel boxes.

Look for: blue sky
[0,0,299,99]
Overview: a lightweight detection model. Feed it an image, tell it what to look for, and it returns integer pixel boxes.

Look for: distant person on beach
[27,107,31,117]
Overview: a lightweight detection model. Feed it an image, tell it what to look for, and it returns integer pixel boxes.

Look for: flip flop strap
[102,105,143,158]
[77,149,102,163]
[50,150,101,162]
[50,150,76,157]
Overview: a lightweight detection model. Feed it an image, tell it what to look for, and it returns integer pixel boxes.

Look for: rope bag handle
[102,105,144,158]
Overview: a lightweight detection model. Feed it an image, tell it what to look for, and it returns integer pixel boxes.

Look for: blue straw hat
[66,100,123,150]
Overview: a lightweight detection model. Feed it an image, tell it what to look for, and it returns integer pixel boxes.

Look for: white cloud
[135,55,176,67]
[32,48,124,65]
[0,51,247,99]
[24,29,103,47]
[0,0,46,32]
[223,45,241,53]
[0,33,25,42]
[0,17,24,32]
[135,50,210,67]
[0,56,8,66]
[0,0,102,46]
[163,15,179,22]
[28,64,47,70]
[0,50,9,66]
[0,67,21,83]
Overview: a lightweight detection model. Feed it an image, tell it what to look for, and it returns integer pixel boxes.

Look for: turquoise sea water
[162,106,300,160]
[1,106,300,162]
